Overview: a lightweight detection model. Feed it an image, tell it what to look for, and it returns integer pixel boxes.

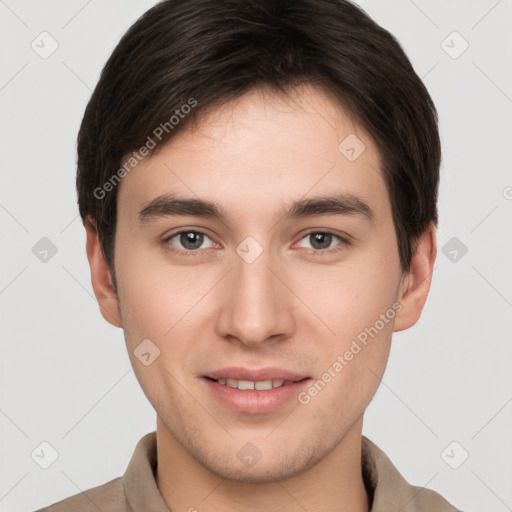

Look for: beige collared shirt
[36,432,463,511]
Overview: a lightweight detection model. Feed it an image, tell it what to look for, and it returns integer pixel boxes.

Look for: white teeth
[237,380,255,390]
[215,378,287,390]
[255,380,272,390]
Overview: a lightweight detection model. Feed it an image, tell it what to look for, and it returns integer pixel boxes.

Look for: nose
[215,248,296,348]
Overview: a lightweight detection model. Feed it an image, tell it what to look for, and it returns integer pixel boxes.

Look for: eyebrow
[138,193,374,224]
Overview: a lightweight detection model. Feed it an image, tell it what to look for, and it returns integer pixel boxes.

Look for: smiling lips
[213,378,292,390]
[204,366,310,387]
[202,366,311,413]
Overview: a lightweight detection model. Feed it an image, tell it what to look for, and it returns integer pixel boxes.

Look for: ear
[84,217,123,328]
[393,222,437,333]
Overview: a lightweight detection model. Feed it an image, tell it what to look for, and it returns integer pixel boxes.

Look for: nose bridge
[217,245,293,345]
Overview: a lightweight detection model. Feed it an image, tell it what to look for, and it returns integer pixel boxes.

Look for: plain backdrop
[1,1,511,511]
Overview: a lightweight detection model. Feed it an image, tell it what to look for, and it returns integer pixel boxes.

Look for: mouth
[202,370,312,414]
[203,376,309,391]
[202,367,310,387]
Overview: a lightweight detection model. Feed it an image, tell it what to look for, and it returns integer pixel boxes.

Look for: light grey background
[1,1,511,511]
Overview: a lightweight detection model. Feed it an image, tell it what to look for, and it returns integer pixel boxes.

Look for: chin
[203,442,324,484]
[210,460,311,484]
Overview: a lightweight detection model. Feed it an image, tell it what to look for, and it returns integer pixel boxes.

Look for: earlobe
[393,222,437,333]
[84,217,123,328]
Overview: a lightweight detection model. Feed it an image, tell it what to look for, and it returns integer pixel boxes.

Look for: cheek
[115,249,213,388]
[288,246,399,404]
[290,251,400,344]
[299,319,392,421]
[114,241,203,338]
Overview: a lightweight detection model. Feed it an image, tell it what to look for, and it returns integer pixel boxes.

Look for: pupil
[312,232,331,250]
[181,231,203,250]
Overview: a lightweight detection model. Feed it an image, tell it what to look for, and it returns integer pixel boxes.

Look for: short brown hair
[77,0,441,276]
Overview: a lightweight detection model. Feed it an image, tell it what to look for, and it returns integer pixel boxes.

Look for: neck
[155,416,370,512]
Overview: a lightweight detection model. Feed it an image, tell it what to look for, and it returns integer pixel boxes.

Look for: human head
[80,0,439,488]
[77,0,441,289]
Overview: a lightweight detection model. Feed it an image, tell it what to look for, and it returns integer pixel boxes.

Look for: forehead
[116,84,390,226]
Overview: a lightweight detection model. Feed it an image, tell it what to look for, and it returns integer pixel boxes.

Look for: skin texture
[85,83,437,512]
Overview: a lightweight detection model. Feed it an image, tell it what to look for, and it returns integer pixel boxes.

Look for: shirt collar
[122,431,169,511]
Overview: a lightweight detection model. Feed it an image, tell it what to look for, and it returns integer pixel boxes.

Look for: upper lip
[203,367,310,382]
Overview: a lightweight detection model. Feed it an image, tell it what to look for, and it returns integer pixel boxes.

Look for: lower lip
[202,377,311,414]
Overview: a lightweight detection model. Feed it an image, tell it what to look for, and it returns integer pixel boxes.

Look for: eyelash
[162,229,351,257]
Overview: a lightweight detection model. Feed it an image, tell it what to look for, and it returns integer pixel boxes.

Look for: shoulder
[407,481,464,511]
[362,436,464,511]
[34,476,127,512]
[34,431,160,512]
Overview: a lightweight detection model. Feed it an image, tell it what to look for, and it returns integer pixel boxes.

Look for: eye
[163,229,350,257]
[164,230,216,255]
[296,231,350,254]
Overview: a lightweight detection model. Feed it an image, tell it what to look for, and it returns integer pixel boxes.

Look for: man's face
[112,84,406,482]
